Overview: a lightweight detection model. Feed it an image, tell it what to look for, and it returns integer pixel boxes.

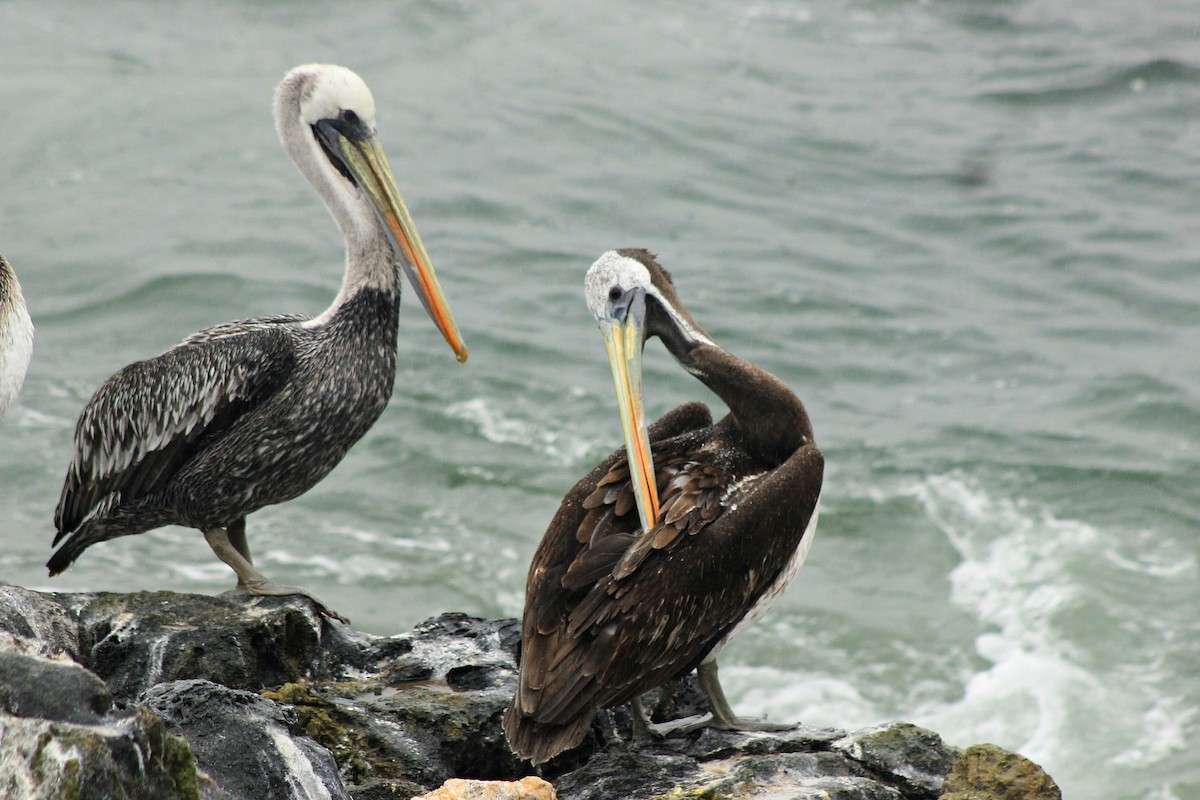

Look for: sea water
[1,2,1197,797]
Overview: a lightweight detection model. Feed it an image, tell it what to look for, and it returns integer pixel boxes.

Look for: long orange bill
[340,132,468,363]
[600,313,661,533]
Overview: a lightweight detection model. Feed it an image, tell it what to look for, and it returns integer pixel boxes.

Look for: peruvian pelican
[49,64,468,622]
[0,255,34,420]
[505,249,822,762]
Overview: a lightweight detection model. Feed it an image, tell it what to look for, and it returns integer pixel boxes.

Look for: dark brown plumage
[504,249,823,763]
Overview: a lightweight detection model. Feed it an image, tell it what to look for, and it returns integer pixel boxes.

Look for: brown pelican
[504,249,823,763]
[48,64,467,621]
[0,255,34,420]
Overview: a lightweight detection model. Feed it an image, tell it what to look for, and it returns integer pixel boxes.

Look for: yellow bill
[341,133,468,364]
[600,316,661,533]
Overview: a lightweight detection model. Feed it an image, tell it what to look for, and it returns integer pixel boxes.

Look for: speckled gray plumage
[49,288,398,573]
[47,64,459,585]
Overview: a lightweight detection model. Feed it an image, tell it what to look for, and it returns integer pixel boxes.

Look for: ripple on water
[980,58,1200,107]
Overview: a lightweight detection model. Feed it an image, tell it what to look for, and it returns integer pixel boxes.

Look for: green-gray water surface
[2,3,1198,798]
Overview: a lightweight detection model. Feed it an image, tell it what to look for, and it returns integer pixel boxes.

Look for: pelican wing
[509,409,823,748]
[177,314,306,345]
[507,402,713,746]
[54,320,300,538]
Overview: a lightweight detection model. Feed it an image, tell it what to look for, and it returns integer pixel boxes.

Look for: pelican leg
[696,660,793,732]
[630,696,650,739]
[642,677,713,737]
[226,518,252,564]
[632,681,687,738]
[645,660,793,737]
[203,527,349,624]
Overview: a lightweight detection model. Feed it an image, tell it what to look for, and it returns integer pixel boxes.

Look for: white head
[272,64,468,362]
[274,64,380,245]
[296,64,377,128]
[585,250,651,324]
[585,249,714,348]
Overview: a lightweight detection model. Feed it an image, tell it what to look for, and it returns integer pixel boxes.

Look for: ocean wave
[445,396,600,466]
[890,472,1196,786]
[910,474,1097,655]
[1112,694,1196,769]
[788,464,1198,800]
[981,58,1200,106]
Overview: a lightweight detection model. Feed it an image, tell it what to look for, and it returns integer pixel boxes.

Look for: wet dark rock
[0,584,83,657]
[834,722,961,799]
[0,583,360,698]
[0,584,357,799]
[77,590,329,699]
[446,663,505,691]
[652,723,851,762]
[553,751,700,800]
[0,650,113,724]
[698,751,906,800]
[143,679,349,800]
[0,705,200,800]
[550,725,930,800]
[0,584,1060,800]
[266,613,528,796]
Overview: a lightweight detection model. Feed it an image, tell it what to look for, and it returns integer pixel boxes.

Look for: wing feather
[54,323,298,537]
[509,402,822,744]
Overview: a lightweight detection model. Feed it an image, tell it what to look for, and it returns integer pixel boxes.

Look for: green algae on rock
[938,744,1061,800]
[0,706,199,800]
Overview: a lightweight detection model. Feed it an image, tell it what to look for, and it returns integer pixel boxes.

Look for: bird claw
[644,713,714,737]
[305,599,351,626]
[715,717,796,733]
[226,581,351,625]
[645,712,795,738]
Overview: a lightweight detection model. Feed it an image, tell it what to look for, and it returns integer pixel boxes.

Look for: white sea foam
[446,397,598,465]
[725,663,883,731]
[261,550,342,575]
[739,5,814,26]
[4,405,62,429]
[1101,527,1196,578]
[896,472,1194,789]
[890,474,1105,776]
[1112,694,1195,768]
[739,470,1194,797]
[912,473,1098,658]
[1146,784,1193,800]
[171,561,234,584]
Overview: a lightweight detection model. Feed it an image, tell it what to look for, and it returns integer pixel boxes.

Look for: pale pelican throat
[505,249,823,763]
[0,255,34,420]
[49,64,468,621]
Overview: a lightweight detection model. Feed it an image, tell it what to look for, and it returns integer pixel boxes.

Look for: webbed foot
[227,579,350,624]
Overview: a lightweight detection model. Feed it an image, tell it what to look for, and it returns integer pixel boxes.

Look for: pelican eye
[311,124,357,186]
[608,286,622,302]
[342,109,360,126]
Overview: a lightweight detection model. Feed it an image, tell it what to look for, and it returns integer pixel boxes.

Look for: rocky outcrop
[0,584,1060,799]
[938,744,1062,800]
[0,705,201,800]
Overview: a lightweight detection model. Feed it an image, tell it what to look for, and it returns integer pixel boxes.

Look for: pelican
[0,255,34,420]
[48,64,467,621]
[504,249,823,763]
